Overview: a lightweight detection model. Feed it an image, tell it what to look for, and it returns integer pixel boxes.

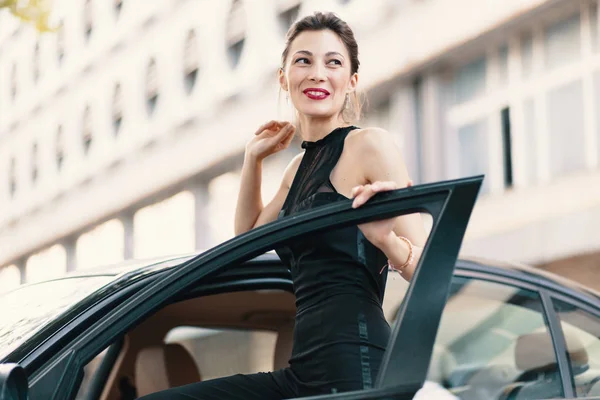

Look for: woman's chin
[296,108,337,119]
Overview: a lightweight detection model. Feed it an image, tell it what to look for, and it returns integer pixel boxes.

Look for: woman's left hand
[351,180,412,248]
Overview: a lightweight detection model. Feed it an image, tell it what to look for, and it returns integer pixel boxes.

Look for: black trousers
[137,366,367,400]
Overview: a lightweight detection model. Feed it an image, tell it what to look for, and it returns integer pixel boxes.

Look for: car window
[0,276,113,360]
[552,298,600,397]
[384,276,561,400]
[74,346,109,400]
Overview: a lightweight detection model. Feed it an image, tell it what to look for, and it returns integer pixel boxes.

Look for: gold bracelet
[379,236,414,274]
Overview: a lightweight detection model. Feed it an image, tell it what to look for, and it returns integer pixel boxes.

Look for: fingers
[254,120,288,136]
[281,125,296,147]
[351,181,398,208]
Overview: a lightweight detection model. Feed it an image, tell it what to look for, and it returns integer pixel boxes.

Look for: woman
[140,11,427,400]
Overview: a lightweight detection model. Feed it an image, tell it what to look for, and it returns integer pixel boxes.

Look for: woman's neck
[297,115,349,142]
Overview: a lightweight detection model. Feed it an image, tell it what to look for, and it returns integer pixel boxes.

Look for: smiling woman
[139,11,426,400]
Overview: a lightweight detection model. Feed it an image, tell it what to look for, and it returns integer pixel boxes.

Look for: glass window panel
[553,299,600,397]
[434,278,560,399]
[207,172,240,246]
[498,45,509,86]
[523,98,538,184]
[457,119,489,193]
[134,191,195,259]
[546,79,586,177]
[544,14,582,70]
[0,276,113,359]
[26,244,67,283]
[76,219,124,270]
[521,33,534,79]
[454,57,487,104]
[591,2,599,53]
[594,72,600,163]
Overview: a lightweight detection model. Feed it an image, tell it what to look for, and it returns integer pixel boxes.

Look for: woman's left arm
[350,128,428,281]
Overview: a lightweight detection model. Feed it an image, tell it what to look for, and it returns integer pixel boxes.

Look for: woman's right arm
[234,121,297,236]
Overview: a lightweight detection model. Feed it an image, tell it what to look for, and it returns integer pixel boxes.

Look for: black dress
[139,126,391,400]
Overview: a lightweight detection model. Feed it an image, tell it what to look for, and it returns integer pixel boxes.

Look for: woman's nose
[308,63,326,82]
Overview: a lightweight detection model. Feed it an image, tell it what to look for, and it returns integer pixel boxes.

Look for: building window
[10,63,17,101]
[56,125,65,171]
[226,0,246,68]
[9,157,17,198]
[521,33,534,79]
[31,142,39,184]
[33,40,40,83]
[84,0,93,42]
[544,13,581,70]
[457,119,489,193]
[113,83,123,135]
[497,44,509,86]
[591,2,599,53]
[57,20,65,64]
[500,108,513,188]
[546,80,585,177]
[523,98,538,184]
[83,106,93,154]
[277,1,300,34]
[453,57,486,104]
[114,0,123,18]
[595,72,600,163]
[146,58,158,115]
[183,29,199,94]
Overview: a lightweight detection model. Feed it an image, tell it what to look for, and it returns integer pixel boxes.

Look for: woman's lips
[303,89,330,100]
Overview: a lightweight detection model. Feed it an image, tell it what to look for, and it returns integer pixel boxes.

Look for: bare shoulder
[282,152,304,189]
[346,126,396,154]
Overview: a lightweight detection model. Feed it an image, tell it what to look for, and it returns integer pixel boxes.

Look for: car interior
[76,288,298,400]
[73,272,600,400]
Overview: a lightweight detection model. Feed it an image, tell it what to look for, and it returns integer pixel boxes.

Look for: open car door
[17,175,482,400]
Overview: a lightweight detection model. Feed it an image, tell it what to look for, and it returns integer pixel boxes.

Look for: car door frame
[19,175,482,400]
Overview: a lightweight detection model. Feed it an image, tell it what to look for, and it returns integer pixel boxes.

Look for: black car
[2,176,600,399]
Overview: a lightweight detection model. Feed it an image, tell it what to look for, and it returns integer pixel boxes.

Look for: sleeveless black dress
[271,125,391,395]
[139,126,391,400]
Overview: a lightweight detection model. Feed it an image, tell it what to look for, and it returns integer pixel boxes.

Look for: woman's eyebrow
[293,50,345,58]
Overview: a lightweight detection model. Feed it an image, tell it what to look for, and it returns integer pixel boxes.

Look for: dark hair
[280,12,362,122]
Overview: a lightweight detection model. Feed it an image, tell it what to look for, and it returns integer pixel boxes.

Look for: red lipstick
[303,88,330,100]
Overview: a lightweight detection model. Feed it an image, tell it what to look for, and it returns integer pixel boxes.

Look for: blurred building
[0,0,599,291]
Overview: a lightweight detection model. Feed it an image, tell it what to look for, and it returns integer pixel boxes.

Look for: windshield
[0,276,113,360]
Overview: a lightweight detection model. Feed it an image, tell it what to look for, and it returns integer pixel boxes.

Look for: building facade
[1,0,599,292]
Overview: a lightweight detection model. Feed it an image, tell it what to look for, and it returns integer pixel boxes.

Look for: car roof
[16,251,598,304]
[457,256,600,302]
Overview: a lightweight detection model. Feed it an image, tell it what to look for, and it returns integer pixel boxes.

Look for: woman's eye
[328,59,342,65]
[295,57,309,64]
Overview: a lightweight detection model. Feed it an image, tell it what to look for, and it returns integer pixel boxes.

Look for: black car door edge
[43,175,482,400]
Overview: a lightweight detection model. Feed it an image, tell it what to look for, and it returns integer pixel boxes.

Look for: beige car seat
[135,343,201,397]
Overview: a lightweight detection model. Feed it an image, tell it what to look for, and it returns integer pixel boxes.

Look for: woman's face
[280,29,357,121]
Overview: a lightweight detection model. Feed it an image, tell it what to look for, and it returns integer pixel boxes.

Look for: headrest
[515,331,587,373]
[135,343,201,397]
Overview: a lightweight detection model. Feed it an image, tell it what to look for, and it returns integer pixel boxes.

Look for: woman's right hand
[246,120,296,161]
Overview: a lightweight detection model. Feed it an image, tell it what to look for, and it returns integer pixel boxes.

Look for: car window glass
[74,346,109,400]
[435,277,561,400]
[553,298,600,397]
[0,276,113,360]
[385,276,561,400]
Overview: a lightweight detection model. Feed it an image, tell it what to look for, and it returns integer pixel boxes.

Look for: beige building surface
[0,0,599,292]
